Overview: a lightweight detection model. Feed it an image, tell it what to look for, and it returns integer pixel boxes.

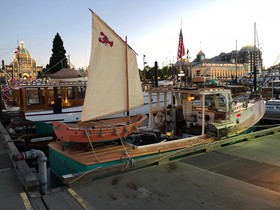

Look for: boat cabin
[143,85,261,141]
[12,82,87,113]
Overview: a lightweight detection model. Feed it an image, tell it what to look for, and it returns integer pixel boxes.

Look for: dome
[239,45,260,53]
[19,40,31,56]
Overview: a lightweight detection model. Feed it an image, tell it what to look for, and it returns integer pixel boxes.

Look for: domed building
[4,40,43,80]
[174,45,263,82]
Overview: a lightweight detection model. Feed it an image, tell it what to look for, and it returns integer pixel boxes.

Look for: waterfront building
[176,45,263,82]
[191,50,248,81]
[210,45,263,74]
[2,40,43,80]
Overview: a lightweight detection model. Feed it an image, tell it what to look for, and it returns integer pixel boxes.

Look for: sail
[81,12,144,122]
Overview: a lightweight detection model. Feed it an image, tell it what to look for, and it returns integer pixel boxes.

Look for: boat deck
[49,135,214,166]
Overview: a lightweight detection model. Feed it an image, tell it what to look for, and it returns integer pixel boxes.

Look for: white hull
[25,106,83,123]
[230,99,265,133]
[263,99,280,121]
[25,92,171,123]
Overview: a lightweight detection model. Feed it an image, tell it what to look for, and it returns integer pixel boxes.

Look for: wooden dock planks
[49,135,214,167]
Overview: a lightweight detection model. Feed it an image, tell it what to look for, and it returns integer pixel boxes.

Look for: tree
[44,33,69,74]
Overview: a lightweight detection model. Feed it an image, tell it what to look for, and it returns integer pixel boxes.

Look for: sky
[0,0,279,71]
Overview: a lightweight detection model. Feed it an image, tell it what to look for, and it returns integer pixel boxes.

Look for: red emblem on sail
[98,32,113,47]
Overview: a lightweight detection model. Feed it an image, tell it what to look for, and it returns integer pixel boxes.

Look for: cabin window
[77,86,86,99]
[26,88,40,105]
[67,87,75,99]
[65,86,86,99]
[205,94,226,111]
[48,87,61,107]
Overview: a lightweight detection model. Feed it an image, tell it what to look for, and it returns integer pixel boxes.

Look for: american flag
[1,83,12,105]
[177,29,185,60]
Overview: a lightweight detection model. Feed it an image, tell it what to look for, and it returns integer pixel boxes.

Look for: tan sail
[81,13,144,122]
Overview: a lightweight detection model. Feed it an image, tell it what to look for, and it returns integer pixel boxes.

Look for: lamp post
[143,54,147,81]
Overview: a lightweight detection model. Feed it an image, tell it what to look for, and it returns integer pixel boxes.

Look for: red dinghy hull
[52,114,147,143]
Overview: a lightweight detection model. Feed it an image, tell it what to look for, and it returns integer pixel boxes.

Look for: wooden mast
[125,36,130,117]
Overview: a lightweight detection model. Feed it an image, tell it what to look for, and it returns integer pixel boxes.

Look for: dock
[1,122,280,209]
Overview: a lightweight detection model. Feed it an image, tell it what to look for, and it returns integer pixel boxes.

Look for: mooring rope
[67,166,102,185]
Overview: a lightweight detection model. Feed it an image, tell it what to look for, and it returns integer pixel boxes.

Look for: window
[26,88,40,105]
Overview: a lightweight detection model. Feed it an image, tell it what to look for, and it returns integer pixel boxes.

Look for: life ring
[154,112,165,127]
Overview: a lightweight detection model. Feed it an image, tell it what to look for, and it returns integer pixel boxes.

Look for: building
[191,50,248,81]
[3,40,43,80]
[210,45,263,74]
[176,45,263,82]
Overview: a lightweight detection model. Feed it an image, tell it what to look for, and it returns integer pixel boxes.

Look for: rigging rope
[85,128,99,162]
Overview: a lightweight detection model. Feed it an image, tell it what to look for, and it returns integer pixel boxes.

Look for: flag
[177,29,185,60]
[1,83,12,105]
[11,78,20,88]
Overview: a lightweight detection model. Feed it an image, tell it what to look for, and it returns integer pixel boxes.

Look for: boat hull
[262,99,280,121]
[52,114,148,143]
[25,106,83,123]
[230,99,265,134]
[24,92,169,124]
[6,118,56,148]
[48,134,212,178]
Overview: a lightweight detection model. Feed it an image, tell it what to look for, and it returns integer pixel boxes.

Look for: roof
[48,68,83,79]
[197,50,205,56]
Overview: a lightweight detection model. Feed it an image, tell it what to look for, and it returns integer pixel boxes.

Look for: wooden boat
[52,114,147,143]
[11,81,87,123]
[9,81,168,124]
[51,9,147,143]
[48,11,266,181]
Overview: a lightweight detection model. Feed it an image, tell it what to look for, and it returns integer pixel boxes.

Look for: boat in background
[6,117,56,148]
[11,81,86,123]
[52,9,147,143]
[48,11,265,180]
[262,80,280,121]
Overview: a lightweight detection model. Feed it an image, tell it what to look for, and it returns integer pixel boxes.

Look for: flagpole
[181,18,182,30]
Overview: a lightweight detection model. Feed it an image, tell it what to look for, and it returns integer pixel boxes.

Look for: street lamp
[143,54,147,81]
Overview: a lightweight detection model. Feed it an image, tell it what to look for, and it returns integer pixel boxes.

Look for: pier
[1,122,280,209]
